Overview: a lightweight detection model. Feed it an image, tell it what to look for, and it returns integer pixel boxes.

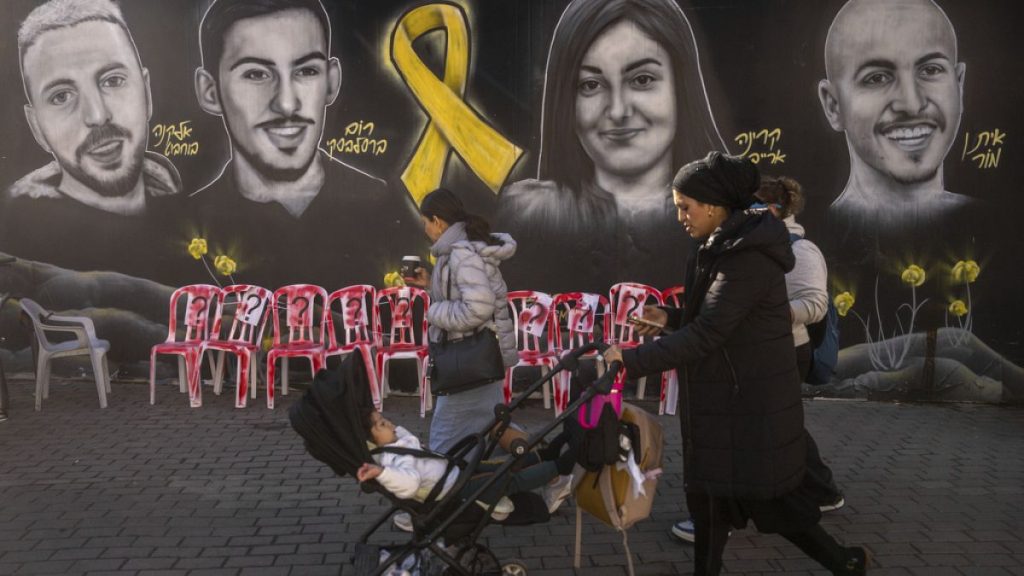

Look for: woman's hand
[632,305,669,336]
[356,463,383,483]
[403,266,430,289]
[603,344,623,365]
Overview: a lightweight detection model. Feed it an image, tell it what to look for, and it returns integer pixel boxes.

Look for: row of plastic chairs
[506,282,684,416]
[149,281,685,417]
[149,284,430,413]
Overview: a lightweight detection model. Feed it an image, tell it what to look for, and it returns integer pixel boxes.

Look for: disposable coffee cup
[400,256,422,278]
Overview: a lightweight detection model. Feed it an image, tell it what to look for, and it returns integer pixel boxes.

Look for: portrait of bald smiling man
[818,0,975,235]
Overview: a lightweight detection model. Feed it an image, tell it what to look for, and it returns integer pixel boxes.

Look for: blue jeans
[429,379,504,455]
[459,454,557,506]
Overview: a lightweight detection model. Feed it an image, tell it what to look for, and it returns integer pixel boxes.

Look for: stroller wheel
[501,560,527,575]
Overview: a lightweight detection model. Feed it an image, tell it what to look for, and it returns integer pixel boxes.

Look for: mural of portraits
[0,0,1020,402]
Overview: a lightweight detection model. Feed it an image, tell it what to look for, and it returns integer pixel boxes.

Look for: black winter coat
[621,210,805,500]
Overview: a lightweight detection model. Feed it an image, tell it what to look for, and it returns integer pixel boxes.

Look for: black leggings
[686,493,730,576]
[687,492,850,576]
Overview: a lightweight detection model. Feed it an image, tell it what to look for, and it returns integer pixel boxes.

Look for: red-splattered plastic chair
[325,285,382,411]
[375,287,431,417]
[198,285,273,408]
[660,285,685,308]
[656,285,686,415]
[505,291,559,411]
[551,292,610,414]
[266,285,328,409]
[608,282,664,400]
[150,284,221,408]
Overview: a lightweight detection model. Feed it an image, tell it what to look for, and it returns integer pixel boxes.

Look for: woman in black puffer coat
[605,152,867,576]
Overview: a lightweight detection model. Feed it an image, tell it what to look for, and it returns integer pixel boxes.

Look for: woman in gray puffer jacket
[406,188,518,454]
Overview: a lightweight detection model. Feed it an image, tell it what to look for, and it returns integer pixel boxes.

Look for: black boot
[837,546,869,575]
[780,524,868,575]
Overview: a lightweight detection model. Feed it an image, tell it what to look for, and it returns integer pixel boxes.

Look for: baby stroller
[289,343,620,576]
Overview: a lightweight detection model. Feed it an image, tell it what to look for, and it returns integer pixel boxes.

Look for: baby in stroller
[357,408,577,517]
[290,343,619,576]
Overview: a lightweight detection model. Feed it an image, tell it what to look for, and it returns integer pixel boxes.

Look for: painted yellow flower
[833,291,855,317]
[214,255,237,276]
[187,238,208,260]
[383,271,406,288]
[900,264,926,287]
[952,260,980,284]
[948,299,968,317]
[262,335,273,352]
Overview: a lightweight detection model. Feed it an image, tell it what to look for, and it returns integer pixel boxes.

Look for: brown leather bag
[573,403,664,575]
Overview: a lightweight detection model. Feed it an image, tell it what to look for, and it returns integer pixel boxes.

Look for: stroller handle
[418,347,621,549]
[573,341,609,356]
[555,341,610,373]
[592,360,622,395]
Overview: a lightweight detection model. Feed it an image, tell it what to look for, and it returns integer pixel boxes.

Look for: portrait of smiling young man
[818,0,976,237]
[0,0,182,281]
[190,0,421,288]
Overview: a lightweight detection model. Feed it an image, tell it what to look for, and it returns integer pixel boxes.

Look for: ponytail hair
[420,187,497,244]
[462,214,494,244]
[755,175,805,219]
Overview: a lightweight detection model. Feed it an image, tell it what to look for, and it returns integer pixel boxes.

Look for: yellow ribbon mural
[391,2,523,205]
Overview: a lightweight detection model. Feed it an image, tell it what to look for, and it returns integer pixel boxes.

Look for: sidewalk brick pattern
[0,377,1021,575]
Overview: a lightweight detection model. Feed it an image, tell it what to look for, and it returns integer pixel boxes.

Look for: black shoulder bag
[428,265,505,395]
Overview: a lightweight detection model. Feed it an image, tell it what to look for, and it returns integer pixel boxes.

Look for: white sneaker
[670,519,695,543]
[542,474,573,513]
[819,495,846,513]
[478,496,515,521]
[671,518,731,544]
[392,511,413,532]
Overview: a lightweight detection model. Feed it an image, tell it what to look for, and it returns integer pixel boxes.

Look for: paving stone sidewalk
[0,377,1022,575]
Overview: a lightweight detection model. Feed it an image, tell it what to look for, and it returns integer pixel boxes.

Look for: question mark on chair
[620,293,640,326]
[292,296,310,326]
[189,296,208,327]
[528,301,545,331]
[520,298,534,326]
[576,303,594,332]
[394,295,411,327]
[345,298,365,328]
[241,292,262,325]
[518,307,533,327]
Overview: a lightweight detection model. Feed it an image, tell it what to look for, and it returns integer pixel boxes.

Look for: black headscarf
[672,151,760,210]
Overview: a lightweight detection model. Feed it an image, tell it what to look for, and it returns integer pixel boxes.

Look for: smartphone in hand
[622,311,671,334]
[627,315,665,330]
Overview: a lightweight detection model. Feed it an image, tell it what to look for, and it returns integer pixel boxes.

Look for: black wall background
[1,0,1021,372]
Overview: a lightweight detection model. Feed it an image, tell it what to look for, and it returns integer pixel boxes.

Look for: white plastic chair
[19,298,111,410]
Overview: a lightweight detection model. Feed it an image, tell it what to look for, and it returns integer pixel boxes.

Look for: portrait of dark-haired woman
[497,0,727,292]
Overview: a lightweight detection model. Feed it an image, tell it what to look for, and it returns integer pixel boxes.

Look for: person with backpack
[603,153,868,575]
[755,175,845,512]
